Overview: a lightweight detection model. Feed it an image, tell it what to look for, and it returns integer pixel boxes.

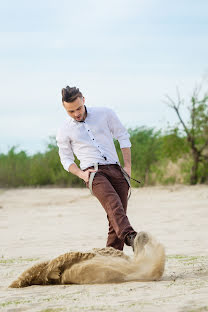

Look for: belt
[83,164,119,171]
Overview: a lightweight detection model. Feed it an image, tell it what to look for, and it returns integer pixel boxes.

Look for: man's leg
[106,215,125,250]
[106,173,129,250]
[105,165,132,250]
[91,170,136,249]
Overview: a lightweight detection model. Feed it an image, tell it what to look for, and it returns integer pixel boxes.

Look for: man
[56,86,138,251]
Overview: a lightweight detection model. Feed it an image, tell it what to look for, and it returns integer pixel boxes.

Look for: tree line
[0,86,207,187]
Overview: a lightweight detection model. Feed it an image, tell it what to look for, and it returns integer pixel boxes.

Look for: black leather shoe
[125,233,137,250]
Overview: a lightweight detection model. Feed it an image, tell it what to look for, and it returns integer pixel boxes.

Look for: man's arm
[121,147,131,177]
[56,129,95,183]
[69,163,96,183]
[106,109,132,176]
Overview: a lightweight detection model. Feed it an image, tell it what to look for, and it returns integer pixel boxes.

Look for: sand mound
[9,232,165,287]
[92,247,130,260]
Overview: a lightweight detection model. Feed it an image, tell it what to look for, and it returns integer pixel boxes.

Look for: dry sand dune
[0,185,208,312]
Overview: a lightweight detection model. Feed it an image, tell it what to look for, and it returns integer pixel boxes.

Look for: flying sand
[10,232,165,287]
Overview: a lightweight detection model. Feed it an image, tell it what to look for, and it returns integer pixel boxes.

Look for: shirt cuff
[119,138,131,149]
[63,160,75,171]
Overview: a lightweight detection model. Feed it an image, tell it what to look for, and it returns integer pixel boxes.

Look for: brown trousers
[85,164,136,250]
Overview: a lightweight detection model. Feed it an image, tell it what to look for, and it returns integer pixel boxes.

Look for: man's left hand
[123,166,131,178]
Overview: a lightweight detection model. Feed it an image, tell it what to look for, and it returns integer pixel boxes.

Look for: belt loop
[88,163,98,195]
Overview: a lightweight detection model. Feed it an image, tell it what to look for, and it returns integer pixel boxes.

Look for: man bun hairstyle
[62,86,83,103]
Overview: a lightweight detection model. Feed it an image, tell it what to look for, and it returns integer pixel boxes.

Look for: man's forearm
[68,163,84,179]
[121,147,131,176]
[68,163,96,183]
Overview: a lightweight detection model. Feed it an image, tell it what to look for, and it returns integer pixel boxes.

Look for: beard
[75,107,87,122]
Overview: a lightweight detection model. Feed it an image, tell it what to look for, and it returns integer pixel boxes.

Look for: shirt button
[93,138,94,140]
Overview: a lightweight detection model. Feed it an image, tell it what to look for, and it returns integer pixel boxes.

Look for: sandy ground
[0,185,208,312]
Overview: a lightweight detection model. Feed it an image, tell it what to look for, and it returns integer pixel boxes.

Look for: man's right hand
[79,169,97,183]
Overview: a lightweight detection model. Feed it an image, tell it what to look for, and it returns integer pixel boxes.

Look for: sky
[0,0,208,154]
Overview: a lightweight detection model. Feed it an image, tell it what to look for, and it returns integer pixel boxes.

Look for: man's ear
[83,97,85,104]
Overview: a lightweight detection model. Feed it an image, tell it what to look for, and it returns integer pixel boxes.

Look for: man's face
[63,97,86,122]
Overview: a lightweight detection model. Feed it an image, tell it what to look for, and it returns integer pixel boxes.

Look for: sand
[0,185,208,312]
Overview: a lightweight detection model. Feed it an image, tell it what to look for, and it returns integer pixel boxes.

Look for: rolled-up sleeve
[107,109,131,148]
[56,129,75,171]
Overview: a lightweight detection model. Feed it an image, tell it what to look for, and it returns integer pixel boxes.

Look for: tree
[165,86,208,184]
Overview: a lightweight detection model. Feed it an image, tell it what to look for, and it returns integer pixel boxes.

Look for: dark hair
[61,86,83,103]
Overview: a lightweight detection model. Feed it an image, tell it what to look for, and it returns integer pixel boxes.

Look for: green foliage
[0,126,207,187]
[114,127,161,186]
[0,138,84,188]
[129,127,161,185]
[166,87,208,184]
[198,159,208,183]
[0,147,30,187]
[159,128,189,162]
[188,94,208,147]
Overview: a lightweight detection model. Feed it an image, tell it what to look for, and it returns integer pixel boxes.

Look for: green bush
[0,128,207,188]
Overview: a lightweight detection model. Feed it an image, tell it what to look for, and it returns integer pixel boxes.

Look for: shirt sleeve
[56,129,75,171]
[107,109,131,148]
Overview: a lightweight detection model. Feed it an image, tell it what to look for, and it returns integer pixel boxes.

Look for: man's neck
[79,105,87,122]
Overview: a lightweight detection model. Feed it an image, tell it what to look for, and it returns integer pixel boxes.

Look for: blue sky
[0,0,208,154]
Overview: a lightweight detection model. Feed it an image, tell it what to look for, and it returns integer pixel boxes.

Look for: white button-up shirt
[56,106,131,171]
